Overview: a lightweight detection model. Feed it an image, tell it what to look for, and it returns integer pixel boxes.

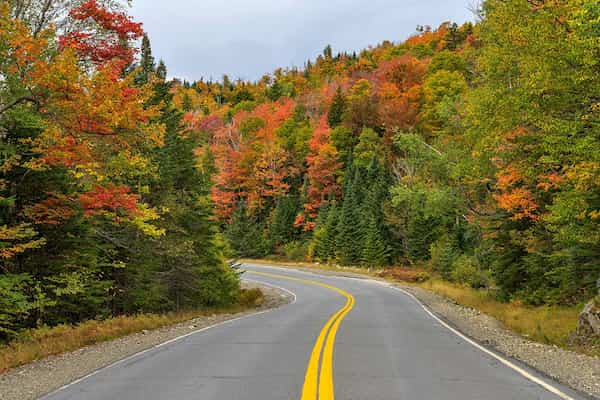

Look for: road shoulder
[0,282,293,400]
[244,261,600,399]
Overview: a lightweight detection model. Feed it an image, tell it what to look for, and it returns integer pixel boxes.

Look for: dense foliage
[1,0,598,342]
[177,0,599,306]
[0,1,238,340]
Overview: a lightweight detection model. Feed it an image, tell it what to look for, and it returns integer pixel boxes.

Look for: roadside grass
[243,259,594,357]
[417,279,583,350]
[0,288,264,373]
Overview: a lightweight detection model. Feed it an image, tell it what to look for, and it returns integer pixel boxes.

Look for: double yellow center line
[246,271,355,400]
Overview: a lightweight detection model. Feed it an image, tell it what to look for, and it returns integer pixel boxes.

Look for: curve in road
[40,264,589,400]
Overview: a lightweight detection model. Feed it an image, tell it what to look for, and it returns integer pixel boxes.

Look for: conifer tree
[130,60,238,310]
[327,86,346,128]
[135,34,155,85]
[311,203,330,261]
[156,60,167,80]
[270,196,299,247]
[140,34,155,73]
[225,201,268,257]
[361,215,389,268]
[358,156,390,268]
[336,169,364,265]
[321,202,339,261]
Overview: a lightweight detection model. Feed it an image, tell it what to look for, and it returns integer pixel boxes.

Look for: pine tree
[359,156,390,268]
[140,34,155,74]
[327,86,346,128]
[361,215,389,268]
[336,169,364,265]
[156,60,167,80]
[323,44,333,59]
[225,201,268,258]
[321,202,339,261]
[135,34,155,85]
[270,196,299,247]
[311,203,330,261]
[141,62,238,310]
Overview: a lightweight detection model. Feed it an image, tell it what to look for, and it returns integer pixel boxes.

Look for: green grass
[0,288,264,373]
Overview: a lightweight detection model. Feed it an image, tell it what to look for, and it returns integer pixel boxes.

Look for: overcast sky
[130,0,474,82]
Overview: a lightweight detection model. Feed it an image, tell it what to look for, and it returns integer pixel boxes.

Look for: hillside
[176,1,599,307]
[0,0,598,346]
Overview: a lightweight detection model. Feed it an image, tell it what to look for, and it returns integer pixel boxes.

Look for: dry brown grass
[378,267,431,283]
[416,280,587,351]
[0,289,263,373]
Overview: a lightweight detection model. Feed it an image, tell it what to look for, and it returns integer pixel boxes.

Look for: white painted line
[39,280,298,400]
[385,284,576,400]
[242,277,298,306]
[248,264,577,400]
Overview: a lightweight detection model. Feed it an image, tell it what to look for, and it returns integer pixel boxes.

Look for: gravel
[400,285,600,399]
[0,282,293,400]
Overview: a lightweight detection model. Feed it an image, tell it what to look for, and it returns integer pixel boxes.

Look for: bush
[281,241,309,261]
[429,235,457,278]
[451,255,491,289]
[238,288,264,307]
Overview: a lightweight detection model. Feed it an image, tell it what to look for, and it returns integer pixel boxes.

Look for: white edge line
[242,277,298,306]
[248,264,577,400]
[39,278,298,400]
[386,284,576,400]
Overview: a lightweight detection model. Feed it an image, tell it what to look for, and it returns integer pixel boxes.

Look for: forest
[1,0,599,340]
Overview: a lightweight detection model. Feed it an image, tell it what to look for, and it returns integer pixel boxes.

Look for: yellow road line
[246,270,355,400]
[319,294,353,399]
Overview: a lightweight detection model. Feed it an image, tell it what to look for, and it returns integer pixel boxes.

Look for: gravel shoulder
[401,285,600,399]
[0,281,293,400]
[245,262,600,399]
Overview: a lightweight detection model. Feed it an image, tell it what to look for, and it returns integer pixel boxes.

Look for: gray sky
[130,0,474,82]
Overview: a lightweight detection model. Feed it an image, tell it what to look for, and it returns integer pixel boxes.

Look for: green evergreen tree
[225,200,269,258]
[323,44,333,59]
[361,215,389,268]
[129,62,238,311]
[327,86,346,128]
[156,60,167,80]
[135,34,155,85]
[320,202,339,262]
[336,169,364,265]
[270,196,299,247]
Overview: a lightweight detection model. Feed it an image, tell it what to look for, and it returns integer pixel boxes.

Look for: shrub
[451,255,491,289]
[281,241,309,261]
[429,235,457,278]
[238,288,264,307]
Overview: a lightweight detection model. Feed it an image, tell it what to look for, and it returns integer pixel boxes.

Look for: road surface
[41,264,588,400]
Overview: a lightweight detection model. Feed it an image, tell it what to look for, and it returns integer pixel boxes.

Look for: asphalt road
[42,264,588,400]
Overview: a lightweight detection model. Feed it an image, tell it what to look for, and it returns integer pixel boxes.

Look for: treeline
[177,0,599,306]
[0,1,238,340]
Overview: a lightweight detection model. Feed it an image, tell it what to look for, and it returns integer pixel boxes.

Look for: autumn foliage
[59,0,144,71]
[0,2,238,340]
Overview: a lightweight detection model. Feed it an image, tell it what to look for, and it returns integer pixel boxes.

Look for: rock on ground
[575,296,600,343]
